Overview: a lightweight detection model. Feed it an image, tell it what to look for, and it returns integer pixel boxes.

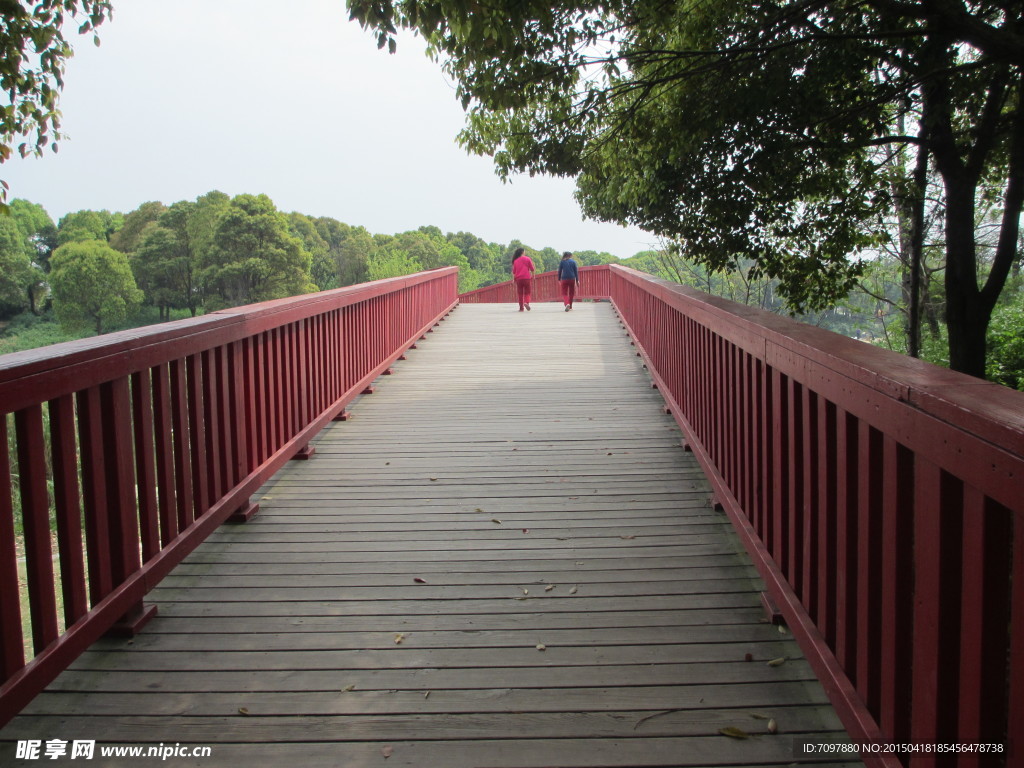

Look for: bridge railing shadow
[0,268,458,725]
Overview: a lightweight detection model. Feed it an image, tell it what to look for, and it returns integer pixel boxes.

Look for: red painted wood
[48,395,88,624]
[76,387,112,603]
[15,407,59,652]
[151,364,178,547]
[131,370,161,563]
[1,269,458,726]
[101,378,141,587]
[0,415,24,678]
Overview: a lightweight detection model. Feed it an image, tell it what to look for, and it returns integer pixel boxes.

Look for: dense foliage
[350,0,1024,378]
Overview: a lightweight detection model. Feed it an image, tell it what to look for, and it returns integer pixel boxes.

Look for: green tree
[49,240,144,333]
[8,198,56,312]
[314,217,373,286]
[0,215,33,316]
[351,0,1024,378]
[109,200,166,254]
[56,208,122,245]
[289,212,334,291]
[200,193,315,310]
[0,1,113,208]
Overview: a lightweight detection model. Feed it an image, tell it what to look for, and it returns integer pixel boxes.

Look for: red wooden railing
[608,266,1023,767]
[459,265,612,303]
[466,264,1024,766]
[0,268,458,725]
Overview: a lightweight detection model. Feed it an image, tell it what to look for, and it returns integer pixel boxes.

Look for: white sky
[2,0,657,259]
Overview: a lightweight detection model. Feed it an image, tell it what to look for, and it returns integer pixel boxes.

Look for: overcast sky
[2,0,657,259]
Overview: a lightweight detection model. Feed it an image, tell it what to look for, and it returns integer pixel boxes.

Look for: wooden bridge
[1,266,1021,766]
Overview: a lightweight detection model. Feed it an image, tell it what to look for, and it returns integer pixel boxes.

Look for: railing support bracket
[333,410,353,422]
[760,591,784,625]
[106,602,158,638]
[362,385,376,395]
[293,445,315,460]
[227,499,260,524]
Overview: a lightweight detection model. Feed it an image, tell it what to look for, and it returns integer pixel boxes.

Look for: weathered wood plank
[0,303,856,767]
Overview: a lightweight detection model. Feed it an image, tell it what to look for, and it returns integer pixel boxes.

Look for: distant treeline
[0,191,665,336]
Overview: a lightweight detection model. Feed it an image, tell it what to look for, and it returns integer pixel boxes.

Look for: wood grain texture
[1,303,857,766]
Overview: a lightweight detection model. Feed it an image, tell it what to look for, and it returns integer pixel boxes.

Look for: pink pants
[515,278,532,309]
[559,279,577,306]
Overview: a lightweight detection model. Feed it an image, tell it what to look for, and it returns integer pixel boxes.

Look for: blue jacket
[557,258,579,281]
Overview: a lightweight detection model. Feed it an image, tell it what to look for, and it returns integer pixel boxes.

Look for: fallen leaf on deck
[744,653,753,662]
[544,585,555,592]
[414,577,427,584]
[750,713,770,720]
[768,718,778,734]
[569,586,578,594]
[536,644,547,651]
[342,684,356,692]
[381,746,393,758]
[475,508,484,512]
[429,477,438,481]
[238,707,250,716]
[766,657,788,667]
[394,633,406,644]
[619,535,636,540]
[719,727,750,740]
[492,518,502,524]
[424,691,431,699]
[522,529,529,533]
[522,588,529,595]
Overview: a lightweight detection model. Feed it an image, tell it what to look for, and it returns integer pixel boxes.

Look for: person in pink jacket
[511,247,535,311]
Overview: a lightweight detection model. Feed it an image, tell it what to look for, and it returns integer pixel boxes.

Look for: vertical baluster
[957,492,1012,764]
[215,345,234,490]
[151,363,178,547]
[879,437,913,745]
[817,399,838,647]
[15,406,58,653]
[100,378,141,586]
[201,349,222,505]
[787,377,803,593]
[0,414,24,678]
[855,423,883,714]
[801,390,819,615]
[77,387,112,603]
[169,358,194,529]
[186,353,209,519]
[910,462,962,748]
[834,408,859,676]
[131,370,160,562]
[228,341,247,486]
[48,395,88,624]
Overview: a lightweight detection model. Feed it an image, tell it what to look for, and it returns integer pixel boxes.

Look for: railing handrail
[605,264,1023,766]
[0,267,459,725]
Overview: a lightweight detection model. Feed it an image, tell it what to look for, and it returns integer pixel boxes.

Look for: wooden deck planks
[1,302,857,766]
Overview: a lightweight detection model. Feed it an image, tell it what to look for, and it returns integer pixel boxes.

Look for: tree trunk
[942,178,989,378]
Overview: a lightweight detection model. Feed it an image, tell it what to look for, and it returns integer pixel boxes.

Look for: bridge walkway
[1,302,857,767]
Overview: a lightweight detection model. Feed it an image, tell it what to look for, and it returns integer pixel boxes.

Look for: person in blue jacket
[557,251,580,311]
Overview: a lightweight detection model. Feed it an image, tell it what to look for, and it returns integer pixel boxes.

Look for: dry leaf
[429,477,438,482]
[381,746,393,758]
[766,657,788,667]
[619,535,636,540]
[768,718,778,734]
[424,691,431,699]
[475,508,484,512]
[342,684,356,692]
[238,707,250,716]
[394,633,406,644]
[778,625,788,634]
[744,653,753,662]
[536,644,547,651]
[544,585,555,592]
[491,518,502,524]
[413,577,427,584]
[522,588,529,595]
[569,586,578,594]
[719,727,750,740]
[750,713,770,720]
[522,528,529,533]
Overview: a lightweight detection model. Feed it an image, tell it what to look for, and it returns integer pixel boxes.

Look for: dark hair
[562,251,573,259]
[512,247,525,263]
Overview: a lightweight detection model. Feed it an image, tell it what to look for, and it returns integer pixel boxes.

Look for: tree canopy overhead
[0,1,113,208]
[349,0,1024,377]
